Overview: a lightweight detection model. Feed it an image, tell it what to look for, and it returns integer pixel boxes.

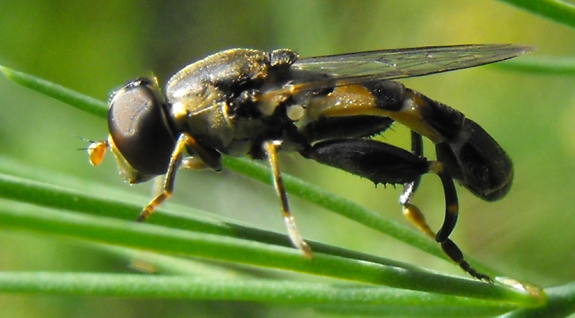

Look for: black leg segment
[305,138,429,185]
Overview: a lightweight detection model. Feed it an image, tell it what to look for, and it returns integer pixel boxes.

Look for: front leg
[138,133,222,222]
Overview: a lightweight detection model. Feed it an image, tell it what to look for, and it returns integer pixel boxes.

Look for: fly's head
[88,77,177,184]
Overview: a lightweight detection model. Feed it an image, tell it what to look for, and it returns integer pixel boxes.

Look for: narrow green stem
[498,0,575,29]
[0,201,539,305]
[495,56,575,75]
[0,272,519,317]
[0,66,107,118]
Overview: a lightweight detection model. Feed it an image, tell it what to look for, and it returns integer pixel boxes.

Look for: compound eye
[108,78,177,177]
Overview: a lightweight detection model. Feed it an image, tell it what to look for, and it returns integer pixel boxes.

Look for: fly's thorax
[164,49,302,157]
[166,49,278,99]
[168,85,275,157]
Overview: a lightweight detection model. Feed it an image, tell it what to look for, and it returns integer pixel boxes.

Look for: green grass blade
[0,165,427,272]
[0,199,541,304]
[498,0,575,29]
[0,272,520,316]
[0,65,107,118]
[494,55,575,75]
[88,242,252,278]
[497,282,575,318]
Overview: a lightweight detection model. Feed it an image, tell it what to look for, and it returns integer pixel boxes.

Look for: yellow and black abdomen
[435,118,513,202]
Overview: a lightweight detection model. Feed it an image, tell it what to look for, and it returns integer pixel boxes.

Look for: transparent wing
[289,44,533,89]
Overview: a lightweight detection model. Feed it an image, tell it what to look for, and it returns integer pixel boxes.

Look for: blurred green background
[1,0,575,317]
